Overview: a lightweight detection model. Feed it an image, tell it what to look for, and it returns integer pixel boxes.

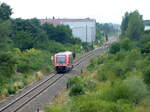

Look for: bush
[7,85,16,95]
[124,76,148,104]
[109,42,120,54]
[48,41,66,53]
[100,76,148,104]
[0,52,17,76]
[113,51,126,61]
[67,76,82,89]
[71,94,134,112]
[143,66,150,85]
[111,61,126,77]
[68,76,85,96]
[69,84,85,96]
[123,50,142,72]
[0,88,9,98]
[101,82,133,102]
[140,33,150,53]
[120,38,133,51]
[87,55,106,72]
[84,80,96,91]
[16,49,51,73]
[96,69,108,81]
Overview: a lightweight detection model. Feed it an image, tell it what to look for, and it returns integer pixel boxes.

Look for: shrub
[101,82,133,102]
[123,49,142,72]
[111,61,126,77]
[0,88,9,98]
[97,70,107,81]
[68,76,85,96]
[140,33,150,53]
[87,56,105,72]
[16,49,51,73]
[109,42,120,54]
[120,38,133,51]
[113,51,126,61]
[67,76,82,89]
[48,41,66,53]
[71,94,134,112]
[0,52,17,76]
[124,76,148,104]
[7,85,16,95]
[143,66,150,85]
[87,63,95,72]
[84,80,96,91]
[69,84,85,96]
[100,76,148,104]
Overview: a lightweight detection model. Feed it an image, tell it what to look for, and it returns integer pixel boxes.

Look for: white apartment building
[40,18,96,42]
[145,26,150,31]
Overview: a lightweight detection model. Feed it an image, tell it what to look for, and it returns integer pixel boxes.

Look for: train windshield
[56,56,66,64]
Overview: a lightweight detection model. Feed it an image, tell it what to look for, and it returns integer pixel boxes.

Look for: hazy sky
[1,0,150,24]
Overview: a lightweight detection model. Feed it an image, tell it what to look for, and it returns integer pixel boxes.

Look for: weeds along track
[0,47,104,112]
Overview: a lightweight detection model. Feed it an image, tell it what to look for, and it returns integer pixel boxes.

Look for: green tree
[126,11,144,40]
[95,23,103,45]
[11,18,50,50]
[0,3,12,21]
[42,23,57,41]
[55,25,73,44]
[11,31,34,50]
[124,76,148,104]
[121,10,144,40]
[0,3,12,53]
[97,23,120,36]
[0,20,12,53]
[121,12,130,36]
[42,23,74,44]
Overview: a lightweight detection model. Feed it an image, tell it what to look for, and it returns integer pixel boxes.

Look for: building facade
[40,18,96,42]
[145,26,150,31]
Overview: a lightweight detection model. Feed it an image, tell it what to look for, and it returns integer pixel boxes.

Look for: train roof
[54,51,73,56]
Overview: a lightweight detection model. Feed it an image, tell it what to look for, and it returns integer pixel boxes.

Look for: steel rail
[0,73,57,112]
[13,74,64,112]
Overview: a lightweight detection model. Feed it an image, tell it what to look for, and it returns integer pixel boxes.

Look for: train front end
[54,51,73,73]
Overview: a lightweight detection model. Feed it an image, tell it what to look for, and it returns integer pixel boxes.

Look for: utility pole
[91,27,94,49]
[86,24,87,42]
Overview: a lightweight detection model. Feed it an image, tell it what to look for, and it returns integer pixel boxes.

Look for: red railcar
[53,51,75,73]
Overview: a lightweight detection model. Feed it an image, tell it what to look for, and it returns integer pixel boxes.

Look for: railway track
[0,46,105,112]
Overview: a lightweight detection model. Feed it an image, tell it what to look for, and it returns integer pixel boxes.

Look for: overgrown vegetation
[0,2,93,100]
[45,10,150,112]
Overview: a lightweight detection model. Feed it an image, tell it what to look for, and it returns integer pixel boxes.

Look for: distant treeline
[0,3,94,54]
[144,20,150,26]
[96,23,120,36]
[95,22,120,45]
